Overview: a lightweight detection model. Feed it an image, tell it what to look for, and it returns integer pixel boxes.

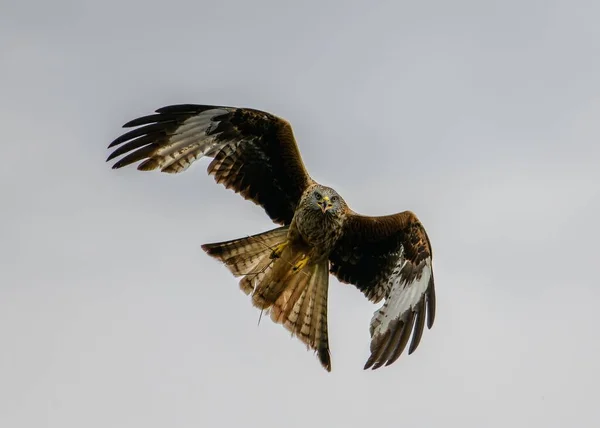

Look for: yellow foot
[270,241,289,259]
[293,255,309,272]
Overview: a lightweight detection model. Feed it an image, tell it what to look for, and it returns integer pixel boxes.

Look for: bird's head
[311,186,345,216]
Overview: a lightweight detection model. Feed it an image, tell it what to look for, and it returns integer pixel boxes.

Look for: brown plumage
[107,103,436,371]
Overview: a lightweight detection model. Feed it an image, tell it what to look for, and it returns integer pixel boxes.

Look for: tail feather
[201,226,288,294]
[238,255,274,295]
[202,228,331,371]
[266,260,331,371]
[250,244,305,308]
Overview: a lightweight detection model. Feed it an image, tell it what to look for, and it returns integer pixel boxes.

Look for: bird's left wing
[329,211,436,370]
[107,104,313,225]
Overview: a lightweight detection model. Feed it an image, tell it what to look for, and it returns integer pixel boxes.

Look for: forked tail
[201,226,289,293]
[202,227,332,371]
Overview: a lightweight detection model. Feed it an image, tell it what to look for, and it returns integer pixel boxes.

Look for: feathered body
[203,184,347,371]
[107,103,436,371]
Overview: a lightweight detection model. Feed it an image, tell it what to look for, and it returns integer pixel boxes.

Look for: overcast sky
[2,1,599,427]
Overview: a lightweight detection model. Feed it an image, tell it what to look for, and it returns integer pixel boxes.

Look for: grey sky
[2,1,599,427]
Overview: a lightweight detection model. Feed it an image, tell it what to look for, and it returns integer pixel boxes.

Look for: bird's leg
[292,254,310,272]
[270,241,289,259]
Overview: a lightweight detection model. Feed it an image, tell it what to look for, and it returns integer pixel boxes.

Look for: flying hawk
[107,104,436,371]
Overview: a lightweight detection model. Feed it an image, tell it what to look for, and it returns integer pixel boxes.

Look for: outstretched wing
[107,104,313,225]
[329,211,436,370]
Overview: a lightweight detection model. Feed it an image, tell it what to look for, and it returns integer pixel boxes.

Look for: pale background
[2,1,599,427]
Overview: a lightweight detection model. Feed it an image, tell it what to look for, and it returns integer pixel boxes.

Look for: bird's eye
[331,195,338,203]
[314,192,322,200]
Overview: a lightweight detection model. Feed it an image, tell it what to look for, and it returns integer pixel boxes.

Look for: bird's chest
[294,210,343,253]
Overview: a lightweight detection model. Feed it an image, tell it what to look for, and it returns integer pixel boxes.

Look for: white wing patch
[371,259,431,335]
[365,258,433,369]
[154,108,229,173]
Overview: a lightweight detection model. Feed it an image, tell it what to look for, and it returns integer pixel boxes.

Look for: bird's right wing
[107,104,313,225]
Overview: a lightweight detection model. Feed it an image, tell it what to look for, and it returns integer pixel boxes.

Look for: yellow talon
[293,255,309,272]
[270,241,289,259]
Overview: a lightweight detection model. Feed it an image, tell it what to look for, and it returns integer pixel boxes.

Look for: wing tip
[107,139,121,148]
[363,357,376,370]
[363,355,387,370]
[363,329,391,370]
[106,151,120,163]
[111,160,125,170]
[363,292,435,370]
[426,274,436,329]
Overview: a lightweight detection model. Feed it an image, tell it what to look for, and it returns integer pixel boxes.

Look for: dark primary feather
[329,210,436,369]
[107,104,313,225]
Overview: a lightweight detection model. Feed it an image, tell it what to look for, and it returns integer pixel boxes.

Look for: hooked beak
[319,196,333,213]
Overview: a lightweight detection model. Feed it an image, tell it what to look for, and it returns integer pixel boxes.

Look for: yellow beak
[319,196,333,213]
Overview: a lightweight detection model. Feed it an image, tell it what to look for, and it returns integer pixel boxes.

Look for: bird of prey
[107,104,436,371]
